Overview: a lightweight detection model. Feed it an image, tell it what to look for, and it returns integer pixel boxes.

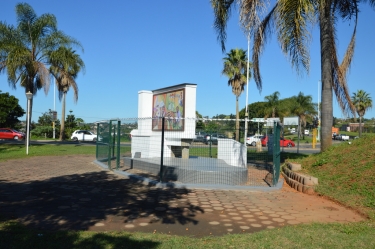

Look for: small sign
[51,111,57,121]
[264,118,280,127]
[250,118,265,122]
[283,116,299,126]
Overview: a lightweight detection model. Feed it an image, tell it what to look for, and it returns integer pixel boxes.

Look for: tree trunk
[319,1,333,152]
[359,116,362,137]
[59,92,66,141]
[236,96,240,142]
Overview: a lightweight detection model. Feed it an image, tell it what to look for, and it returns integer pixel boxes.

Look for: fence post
[116,120,121,170]
[273,122,281,186]
[108,121,112,169]
[96,123,99,159]
[112,124,116,158]
[159,117,165,182]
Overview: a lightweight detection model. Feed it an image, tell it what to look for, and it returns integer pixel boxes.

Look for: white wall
[131,84,197,158]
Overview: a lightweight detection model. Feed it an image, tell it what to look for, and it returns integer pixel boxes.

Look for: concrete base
[123,156,248,185]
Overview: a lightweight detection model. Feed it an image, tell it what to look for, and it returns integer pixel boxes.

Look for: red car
[0,128,25,140]
[261,136,295,147]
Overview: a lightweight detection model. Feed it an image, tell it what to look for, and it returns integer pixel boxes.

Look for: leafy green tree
[222,48,249,141]
[38,112,53,126]
[0,91,25,128]
[351,90,373,137]
[205,121,219,134]
[0,3,82,140]
[32,111,60,138]
[290,92,318,139]
[240,101,267,134]
[211,0,375,151]
[195,110,205,130]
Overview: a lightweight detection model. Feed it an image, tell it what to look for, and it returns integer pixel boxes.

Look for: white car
[246,135,263,146]
[71,130,98,142]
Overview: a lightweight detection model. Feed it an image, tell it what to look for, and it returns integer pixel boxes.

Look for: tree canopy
[0,91,25,128]
[210,0,375,151]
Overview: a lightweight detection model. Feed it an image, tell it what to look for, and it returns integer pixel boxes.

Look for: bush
[31,126,59,138]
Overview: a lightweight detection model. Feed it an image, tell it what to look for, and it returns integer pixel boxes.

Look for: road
[1,139,346,155]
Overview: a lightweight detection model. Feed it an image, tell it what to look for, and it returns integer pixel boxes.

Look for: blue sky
[1,1,374,123]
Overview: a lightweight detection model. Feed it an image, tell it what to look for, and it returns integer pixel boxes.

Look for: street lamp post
[26,91,33,155]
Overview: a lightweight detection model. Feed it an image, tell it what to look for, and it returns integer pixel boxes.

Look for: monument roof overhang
[152,83,197,94]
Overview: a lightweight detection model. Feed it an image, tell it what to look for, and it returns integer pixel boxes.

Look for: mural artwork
[152,89,184,131]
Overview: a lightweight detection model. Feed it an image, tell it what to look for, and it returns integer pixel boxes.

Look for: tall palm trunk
[359,116,362,137]
[236,96,240,142]
[319,1,333,152]
[59,92,66,141]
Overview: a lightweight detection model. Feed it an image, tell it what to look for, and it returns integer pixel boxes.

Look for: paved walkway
[0,155,365,237]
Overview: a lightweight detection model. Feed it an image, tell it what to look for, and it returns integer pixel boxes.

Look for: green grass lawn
[290,134,375,220]
[1,138,375,248]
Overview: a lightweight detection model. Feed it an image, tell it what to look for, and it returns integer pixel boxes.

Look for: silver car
[246,135,263,146]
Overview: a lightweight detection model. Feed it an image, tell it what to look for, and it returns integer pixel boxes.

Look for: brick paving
[0,155,365,237]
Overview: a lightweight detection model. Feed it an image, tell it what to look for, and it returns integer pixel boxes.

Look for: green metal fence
[95,118,282,187]
[96,120,121,170]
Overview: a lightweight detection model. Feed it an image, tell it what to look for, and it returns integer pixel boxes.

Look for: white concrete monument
[130,83,197,159]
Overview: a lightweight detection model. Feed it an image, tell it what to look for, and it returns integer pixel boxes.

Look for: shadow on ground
[0,170,203,232]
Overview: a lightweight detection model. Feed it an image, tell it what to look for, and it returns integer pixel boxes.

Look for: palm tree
[264,91,280,118]
[0,3,82,142]
[48,47,85,140]
[290,92,318,139]
[222,48,248,141]
[211,0,375,152]
[351,90,372,137]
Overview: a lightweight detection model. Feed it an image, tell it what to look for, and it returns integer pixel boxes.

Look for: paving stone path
[0,155,365,237]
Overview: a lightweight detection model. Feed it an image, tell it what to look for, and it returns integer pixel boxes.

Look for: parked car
[0,128,25,140]
[71,130,99,142]
[261,136,295,147]
[332,132,337,139]
[194,131,207,142]
[333,134,349,141]
[246,134,263,146]
[304,130,310,136]
[203,133,227,145]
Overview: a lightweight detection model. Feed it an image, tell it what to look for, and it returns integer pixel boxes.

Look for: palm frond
[48,46,84,103]
[239,0,269,35]
[330,5,358,117]
[211,0,235,52]
[276,0,314,75]
[351,89,373,117]
[222,48,248,97]
[252,5,277,91]
[35,61,50,94]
